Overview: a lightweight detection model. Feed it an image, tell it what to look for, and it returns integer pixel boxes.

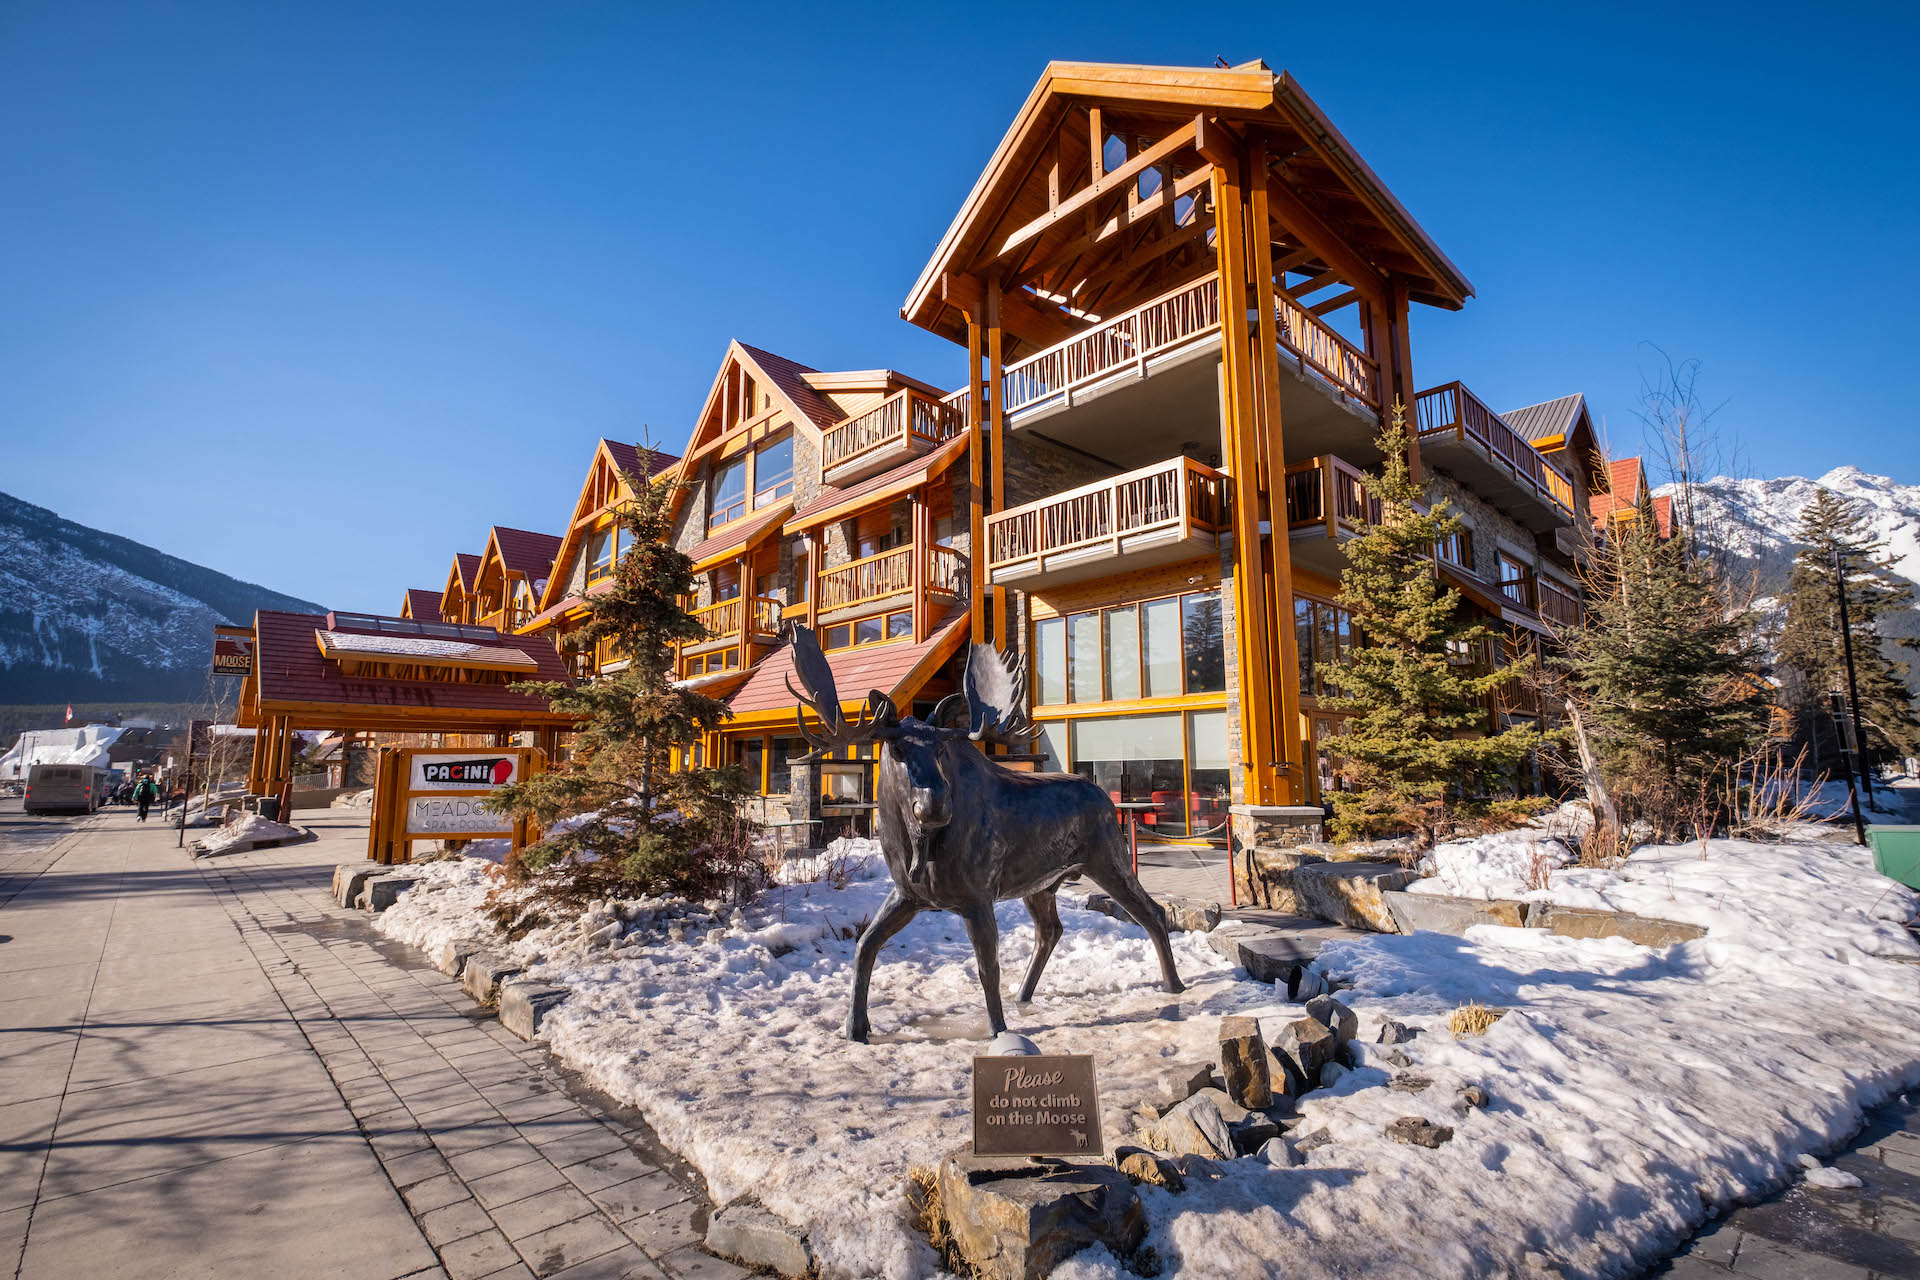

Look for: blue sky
[2,1,1914,612]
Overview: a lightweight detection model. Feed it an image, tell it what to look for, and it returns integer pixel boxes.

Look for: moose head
[781,623,1184,1043]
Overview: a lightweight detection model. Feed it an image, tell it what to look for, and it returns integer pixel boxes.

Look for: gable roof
[787,435,971,532]
[401,589,442,621]
[724,607,969,720]
[685,342,847,464]
[738,344,843,432]
[685,501,795,574]
[535,439,685,615]
[487,526,563,585]
[604,440,681,480]
[1500,393,1586,445]
[453,554,482,593]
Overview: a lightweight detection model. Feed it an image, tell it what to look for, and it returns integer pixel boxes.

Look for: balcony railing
[928,544,966,596]
[1498,565,1537,613]
[1415,382,1574,517]
[999,276,1223,417]
[821,387,964,471]
[815,544,968,614]
[985,456,1227,577]
[1538,576,1581,629]
[689,595,781,643]
[1283,455,1381,538]
[1273,292,1379,412]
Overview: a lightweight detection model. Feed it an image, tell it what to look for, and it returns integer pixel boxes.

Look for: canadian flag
[64,704,73,725]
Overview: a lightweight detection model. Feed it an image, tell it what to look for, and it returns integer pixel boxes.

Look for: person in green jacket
[132,774,158,823]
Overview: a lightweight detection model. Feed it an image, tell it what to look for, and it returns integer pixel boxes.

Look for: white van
[24,763,107,815]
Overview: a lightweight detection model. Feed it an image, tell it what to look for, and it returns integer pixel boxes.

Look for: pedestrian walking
[132,774,158,823]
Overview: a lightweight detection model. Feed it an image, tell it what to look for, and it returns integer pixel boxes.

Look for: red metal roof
[788,435,969,527]
[491,527,564,584]
[455,553,482,591]
[252,610,573,721]
[521,578,614,632]
[725,608,968,717]
[604,440,681,480]
[685,502,793,570]
[738,343,843,432]
[402,589,442,621]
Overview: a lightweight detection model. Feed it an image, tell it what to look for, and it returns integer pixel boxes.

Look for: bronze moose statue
[783,624,1184,1043]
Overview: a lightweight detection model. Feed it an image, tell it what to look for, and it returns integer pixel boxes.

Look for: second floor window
[586,526,616,583]
[713,565,741,602]
[1435,527,1473,569]
[710,456,747,530]
[754,436,794,507]
[1496,551,1534,608]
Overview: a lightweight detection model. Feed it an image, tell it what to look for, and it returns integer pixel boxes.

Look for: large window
[585,525,617,584]
[754,436,794,507]
[1435,527,1473,569]
[710,456,748,530]
[1295,596,1354,699]
[1044,710,1231,841]
[1034,588,1225,706]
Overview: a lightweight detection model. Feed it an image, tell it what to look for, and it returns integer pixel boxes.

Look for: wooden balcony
[1273,292,1380,413]
[820,388,964,488]
[1414,382,1575,531]
[1282,454,1382,578]
[984,456,1227,591]
[686,595,781,652]
[816,544,966,619]
[1538,576,1581,629]
[996,276,1223,419]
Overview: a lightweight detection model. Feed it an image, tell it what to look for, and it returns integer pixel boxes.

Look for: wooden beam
[965,315,986,644]
[990,118,1202,266]
[942,272,1077,351]
[1309,288,1360,316]
[1262,169,1388,308]
[1008,166,1212,291]
[987,280,1008,651]
[1286,268,1344,299]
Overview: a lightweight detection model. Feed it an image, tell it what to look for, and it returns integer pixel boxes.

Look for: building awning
[687,500,794,573]
[785,435,969,533]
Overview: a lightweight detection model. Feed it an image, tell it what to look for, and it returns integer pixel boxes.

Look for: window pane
[886,612,912,639]
[754,436,794,505]
[1068,612,1101,703]
[711,457,747,527]
[1182,591,1226,693]
[1037,618,1066,705]
[1142,598,1180,697]
[1073,713,1182,760]
[1072,714,1184,819]
[855,616,882,645]
[1295,598,1315,697]
[1105,606,1141,701]
[1188,710,1230,769]
[1188,710,1232,841]
[825,624,851,650]
[586,527,613,580]
[1038,722,1068,772]
[768,738,796,795]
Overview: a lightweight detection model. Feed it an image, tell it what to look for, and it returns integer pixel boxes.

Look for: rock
[1164,898,1223,934]
[1206,920,1350,992]
[357,874,415,912]
[331,864,378,910]
[936,1153,1146,1280]
[1382,890,1530,935]
[987,1032,1039,1057]
[1187,1089,1278,1154]
[1294,966,1329,1001]
[1376,1019,1416,1045]
[1383,1048,1412,1069]
[1386,1116,1454,1148]
[1303,995,1358,1046]
[1172,1153,1223,1182]
[1292,862,1418,933]
[1292,1129,1333,1155]
[1258,1137,1302,1167]
[1218,1016,1272,1109]
[1319,1062,1349,1089]
[498,980,567,1041]
[1271,1018,1336,1093]
[705,1199,814,1278]
[1389,1073,1433,1093]
[1142,1093,1235,1160]
[461,952,523,1005]
[1531,905,1706,948]
[429,939,477,978]
[1113,1146,1184,1192]
[1148,1061,1215,1111]
[1457,1086,1489,1111]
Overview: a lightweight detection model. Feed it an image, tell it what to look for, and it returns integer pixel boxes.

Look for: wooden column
[1389,278,1421,482]
[805,533,821,631]
[1248,146,1307,804]
[1213,155,1278,807]
[986,280,1008,650]
[964,313,987,644]
[911,487,930,642]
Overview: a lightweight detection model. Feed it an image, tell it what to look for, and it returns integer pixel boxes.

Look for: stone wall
[1427,471,1542,577]
[1000,432,1122,508]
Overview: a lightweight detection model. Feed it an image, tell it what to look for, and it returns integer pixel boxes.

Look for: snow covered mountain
[1657,466,1920,683]
[0,490,324,704]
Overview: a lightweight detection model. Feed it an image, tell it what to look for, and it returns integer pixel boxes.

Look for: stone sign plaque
[971,1054,1103,1157]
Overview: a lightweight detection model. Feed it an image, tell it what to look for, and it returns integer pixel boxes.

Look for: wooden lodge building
[363,58,1671,844]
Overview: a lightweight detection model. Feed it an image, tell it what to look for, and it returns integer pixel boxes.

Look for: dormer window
[585,526,617,583]
[754,435,794,507]
[710,456,748,530]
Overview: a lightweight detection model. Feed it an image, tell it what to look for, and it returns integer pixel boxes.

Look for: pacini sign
[408,753,519,791]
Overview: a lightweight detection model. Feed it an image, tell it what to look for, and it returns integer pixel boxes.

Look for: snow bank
[194,813,305,855]
[380,829,1920,1280]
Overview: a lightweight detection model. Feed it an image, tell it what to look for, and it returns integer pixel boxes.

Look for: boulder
[331,864,378,910]
[357,875,415,913]
[1112,1146,1184,1192]
[1382,890,1529,935]
[429,939,478,978]
[1531,905,1706,948]
[1231,846,1327,914]
[1140,1093,1235,1160]
[1457,1086,1490,1112]
[498,980,567,1041]
[705,1199,814,1278]
[1207,920,1355,995]
[1187,1088,1276,1155]
[1292,862,1417,933]
[1385,1116,1454,1148]
[1376,1019,1416,1046]
[1218,1016,1272,1110]
[936,1153,1146,1280]
[1164,897,1223,934]
[1258,1137,1303,1168]
[987,1032,1039,1057]
[1303,995,1358,1046]
[1270,1018,1336,1094]
[1147,1061,1216,1112]
[461,952,523,1005]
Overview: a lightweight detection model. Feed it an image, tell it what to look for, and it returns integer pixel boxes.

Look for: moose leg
[845,887,921,1044]
[959,903,1007,1036]
[1085,863,1186,996]
[1017,891,1063,1004]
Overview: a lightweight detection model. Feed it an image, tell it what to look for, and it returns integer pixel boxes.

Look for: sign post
[368,746,543,865]
[971,1055,1103,1158]
[212,625,255,680]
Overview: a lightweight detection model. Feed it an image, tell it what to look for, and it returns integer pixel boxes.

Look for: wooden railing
[689,595,781,642]
[999,276,1223,417]
[1497,565,1538,613]
[821,388,964,471]
[984,456,1227,575]
[928,545,966,596]
[818,547,914,612]
[1283,455,1381,538]
[1273,292,1379,411]
[1538,577,1581,628]
[1415,382,1574,516]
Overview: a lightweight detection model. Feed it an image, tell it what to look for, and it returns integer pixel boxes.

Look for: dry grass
[1449,1002,1507,1036]
[906,1164,975,1278]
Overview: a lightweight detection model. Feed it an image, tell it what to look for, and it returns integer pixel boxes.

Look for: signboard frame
[367,745,544,865]
[212,625,255,679]
[971,1054,1104,1158]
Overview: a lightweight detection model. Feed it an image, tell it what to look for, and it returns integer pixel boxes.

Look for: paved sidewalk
[0,803,736,1280]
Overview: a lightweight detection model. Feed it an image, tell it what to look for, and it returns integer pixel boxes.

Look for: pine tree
[1327,405,1541,846]
[1557,497,1772,841]
[1775,488,1920,774]
[490,451,749,903]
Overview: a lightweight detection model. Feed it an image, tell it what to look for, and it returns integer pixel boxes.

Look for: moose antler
[962,642,1037,746]
[783,623,896,762]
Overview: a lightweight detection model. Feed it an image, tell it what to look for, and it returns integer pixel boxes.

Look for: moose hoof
[1165,978,1187,996]
[845,1017,871,1044]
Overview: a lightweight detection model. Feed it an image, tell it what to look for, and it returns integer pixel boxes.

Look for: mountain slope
[0,491,325,704]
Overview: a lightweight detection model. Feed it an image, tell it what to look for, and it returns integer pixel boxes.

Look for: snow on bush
[379,830,1920,1280]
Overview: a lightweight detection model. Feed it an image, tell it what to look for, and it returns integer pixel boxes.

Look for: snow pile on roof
[378,827,1920,1279]
[318,630,497,659]
[0,725,126,779]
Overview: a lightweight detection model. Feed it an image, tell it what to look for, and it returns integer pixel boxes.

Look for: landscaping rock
[498,980,567,1041]
[1232,846,1328,914]
[429,939,478,978]
[987,1031,1039,1057]
[1218,1016,1272,1109]
[1457,1086,1490,1111]
[1294,966,1329,1001]
[1206,919,1355,993]
[1165,897,1223,934]
[1382,890,1530,935]
[1376,1019,1416,1045]
[1303,995,1358,1046]
[1383,1048,1412,1069]
[331,864,378,910]
[1531,905,1706,948]
[1113,1146,1184,1192]
[1141,1092,1235,1160]
[1292,1129,1332,1155]
[357,874,415,913]
[461,952,523,1005]
[705,1199,814,1278]
[1148,1061,1215,1111]
[1389,1073,1433,1093]
[1293,861,1418,933]
[1187,1089,1277,1154]
[1258,1137,1303,1167]
[936,1153,1146,1280]
[1386,1116,1454,1148]
[1270,1017,1336,1093]
[1172,1153,1224,1183]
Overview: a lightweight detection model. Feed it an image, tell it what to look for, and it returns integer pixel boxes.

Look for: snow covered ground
[377,823,1920,1279]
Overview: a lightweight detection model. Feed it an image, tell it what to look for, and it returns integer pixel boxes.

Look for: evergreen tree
[1557,496,1771,841]
[1327,406,1541,846]
[490,452,749,903]
[1775,488,1920,774]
